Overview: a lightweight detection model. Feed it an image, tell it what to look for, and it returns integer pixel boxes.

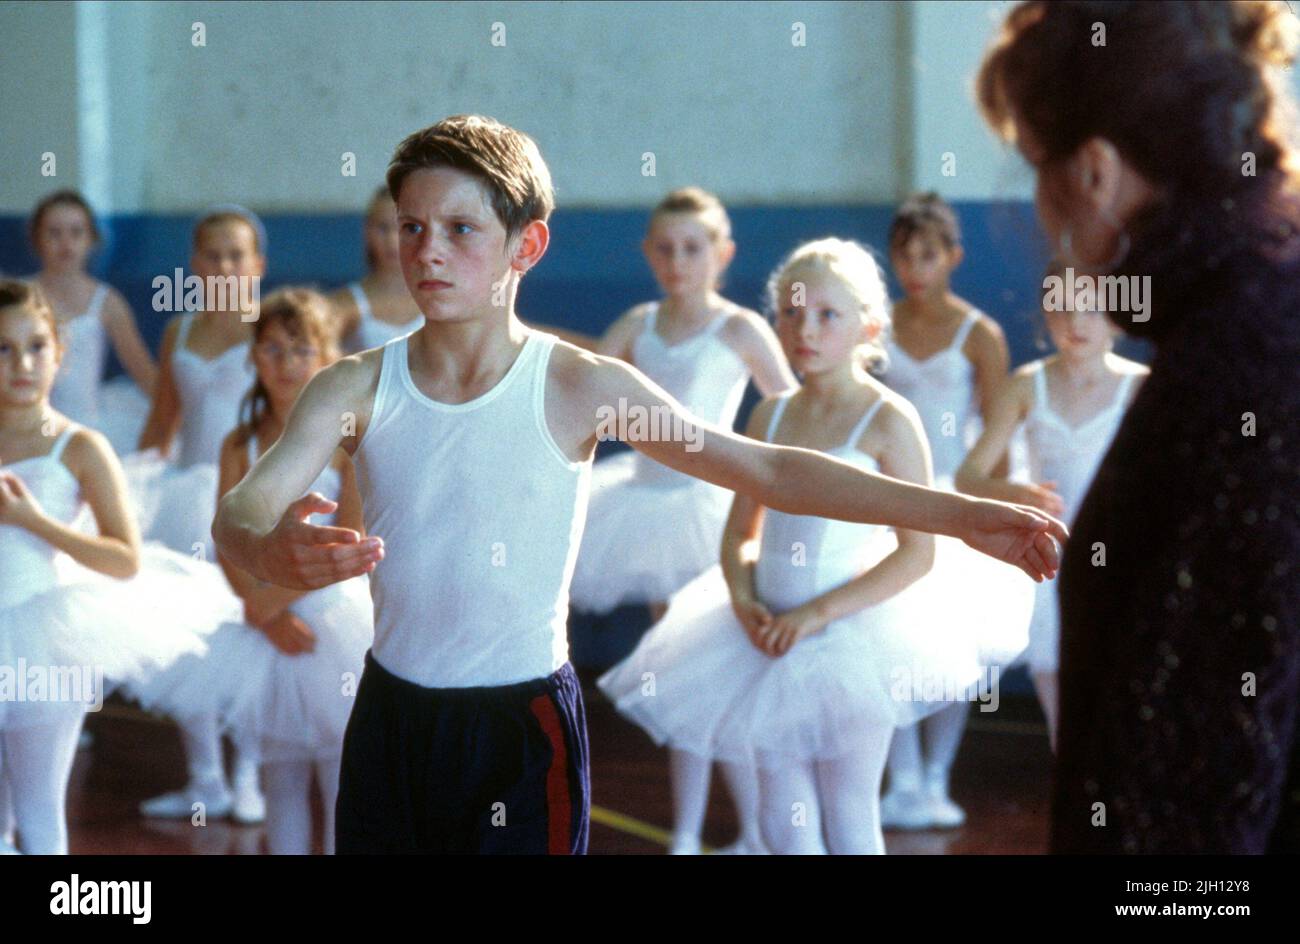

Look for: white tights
[181,714,261,789]
[886,702,968,792]
[1032,671,1059,753]
[758,725,893,855]
[0,714,84,854]
[669,749,764,850]
[263,757,341,855]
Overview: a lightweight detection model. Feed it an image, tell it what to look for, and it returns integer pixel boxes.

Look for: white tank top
[883,310,980,483]
[353,330,592,687]
[627,303,749,487]
[1023,362,1136,525]
[171,313,256,468]
[347,282,423,352]
[0,426,82,607]
[754,394,890,613]
[49,284,109,425]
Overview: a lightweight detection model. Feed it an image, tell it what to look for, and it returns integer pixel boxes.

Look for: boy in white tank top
[213,115,1068,855]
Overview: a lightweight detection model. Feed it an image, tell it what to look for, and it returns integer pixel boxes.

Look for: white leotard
[1022,361,1137,672]
[754,394,890,613]
[883,310,980,483]
[1023,363,1137,524]
[49,284,110,426]
[626,302,749,485]
[171,314,255,467]
[0,427,82,608]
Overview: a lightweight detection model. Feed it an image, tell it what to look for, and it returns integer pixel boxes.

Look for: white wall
[0,1,81,213]
[910,0,1034,201]
[29,1,1277,215]
[1,0,914,213]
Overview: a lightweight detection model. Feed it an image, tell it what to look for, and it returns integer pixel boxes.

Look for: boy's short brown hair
[386,114,555,244]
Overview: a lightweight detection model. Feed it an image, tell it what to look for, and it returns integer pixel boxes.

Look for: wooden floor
[58,676,1053,854]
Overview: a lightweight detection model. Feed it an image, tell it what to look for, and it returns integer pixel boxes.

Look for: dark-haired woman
[978,0,1300,853]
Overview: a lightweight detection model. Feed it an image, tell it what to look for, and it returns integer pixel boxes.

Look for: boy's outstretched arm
[574,354,1068,582]
[212,355,384,589]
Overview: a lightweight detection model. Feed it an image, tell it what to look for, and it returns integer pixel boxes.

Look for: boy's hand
[960,497,1069,582]
[255,492,384,589]
[1013,480,1066,518]
[259,610,317,655]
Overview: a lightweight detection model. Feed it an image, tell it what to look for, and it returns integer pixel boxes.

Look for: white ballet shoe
[922,783,966,829]
[880,789,933,830]
[668,834,702,855]
[139,781,232,820]
[711,836,770,855]
[230,777,266,825]
[921,769,966,828]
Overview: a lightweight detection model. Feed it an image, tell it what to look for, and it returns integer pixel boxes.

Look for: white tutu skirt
[1022,577,1059,674]
[124,576,373,761]
[120,450,220,559]
[0,545,240,730]
[599,537,1034,767]
[570,451,732,613]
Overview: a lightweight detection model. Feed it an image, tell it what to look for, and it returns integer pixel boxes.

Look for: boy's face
[395,167,519,322]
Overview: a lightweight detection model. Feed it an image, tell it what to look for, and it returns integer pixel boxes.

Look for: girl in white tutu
[956,260,1147,750]
[27,190,157,457]
[0,281,237,853]
[575,187,796,854]
[329,186,425,353]
[132,206,266,824]
[601,239,1033,854]
[572,187,797,618]
[127,289,373,854]
[880,192,1026,830]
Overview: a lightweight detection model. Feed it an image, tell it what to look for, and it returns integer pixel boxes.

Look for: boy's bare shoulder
[545,334,643,406]
[300,346,385,414]
[325,345,384,387]
[547,334,613,383]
